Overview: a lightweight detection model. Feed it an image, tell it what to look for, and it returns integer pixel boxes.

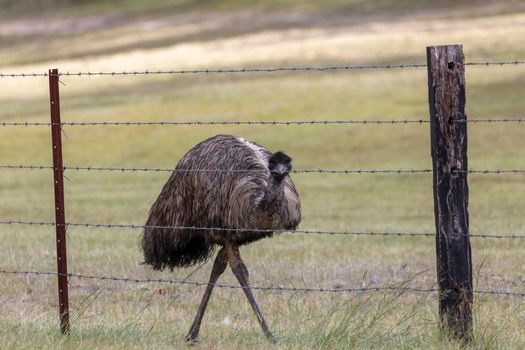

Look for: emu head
[268,151,292,183]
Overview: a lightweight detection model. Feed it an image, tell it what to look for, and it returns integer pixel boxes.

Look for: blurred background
[1,1,524,349]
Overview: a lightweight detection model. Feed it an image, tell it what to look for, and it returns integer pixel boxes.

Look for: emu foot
[264,331,277,344]
[185,331,199,343]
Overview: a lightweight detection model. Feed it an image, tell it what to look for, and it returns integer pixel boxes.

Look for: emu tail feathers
[141,227,215,271]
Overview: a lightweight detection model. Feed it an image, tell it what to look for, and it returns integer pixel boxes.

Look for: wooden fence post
[427,45,473,341]
[49,68,70,334]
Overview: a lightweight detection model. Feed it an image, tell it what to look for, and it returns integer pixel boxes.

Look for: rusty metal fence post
[49,68,70,334]
[427,45,473,341]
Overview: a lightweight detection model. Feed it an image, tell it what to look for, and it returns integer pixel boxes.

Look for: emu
[141,134,301,342]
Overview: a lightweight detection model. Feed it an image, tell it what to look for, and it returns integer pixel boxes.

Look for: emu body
[141,134,301,341]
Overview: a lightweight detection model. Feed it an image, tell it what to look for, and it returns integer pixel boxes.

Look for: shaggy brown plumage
[142,134,301,271]
[141,134,301,342]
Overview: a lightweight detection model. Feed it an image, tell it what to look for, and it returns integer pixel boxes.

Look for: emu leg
[186,246,228,341]
[226,244,276,343]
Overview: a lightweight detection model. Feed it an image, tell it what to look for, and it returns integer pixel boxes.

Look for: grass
[1,1,525,349]
[2,0,523,16]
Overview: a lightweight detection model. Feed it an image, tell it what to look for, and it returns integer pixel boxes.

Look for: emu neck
[258,178,285,211]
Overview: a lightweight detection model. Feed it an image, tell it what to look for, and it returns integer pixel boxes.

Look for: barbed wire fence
[1,118,525,127]
[2,269,525,297]
[1,219,525,239]
[1,59,524,78]
[1,48,524,340]
[1,164,525,174]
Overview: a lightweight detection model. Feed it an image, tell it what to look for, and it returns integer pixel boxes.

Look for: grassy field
[1,1,525,349]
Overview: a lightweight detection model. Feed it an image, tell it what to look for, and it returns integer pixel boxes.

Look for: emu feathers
[141,135,301,271]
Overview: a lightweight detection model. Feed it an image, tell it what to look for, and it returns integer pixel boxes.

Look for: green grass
[1,2,525,349]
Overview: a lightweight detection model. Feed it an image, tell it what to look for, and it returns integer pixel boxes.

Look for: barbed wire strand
[455,169,525,174]
[0,269,432,293]
[0,220,523,239]
[0,120,429,126]
[0,269,437,293]
[453,118,525,123]
[2,118,525,127]
[1,269,524,297]
[0,72,49,78]
[0,64,426,78]
[0,219,434,237]
[2,164,525,174]
[465,61,525,67]
[2,61,525,78]
[0,164,433,174]
[0,118,525,127]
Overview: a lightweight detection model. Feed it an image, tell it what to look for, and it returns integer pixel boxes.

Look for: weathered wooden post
[49,68,70,334]
[427,45,473,341]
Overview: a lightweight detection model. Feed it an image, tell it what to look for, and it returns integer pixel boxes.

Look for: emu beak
[275,164,288,175]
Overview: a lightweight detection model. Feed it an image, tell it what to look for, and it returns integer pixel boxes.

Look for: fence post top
[427,44,463,49]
